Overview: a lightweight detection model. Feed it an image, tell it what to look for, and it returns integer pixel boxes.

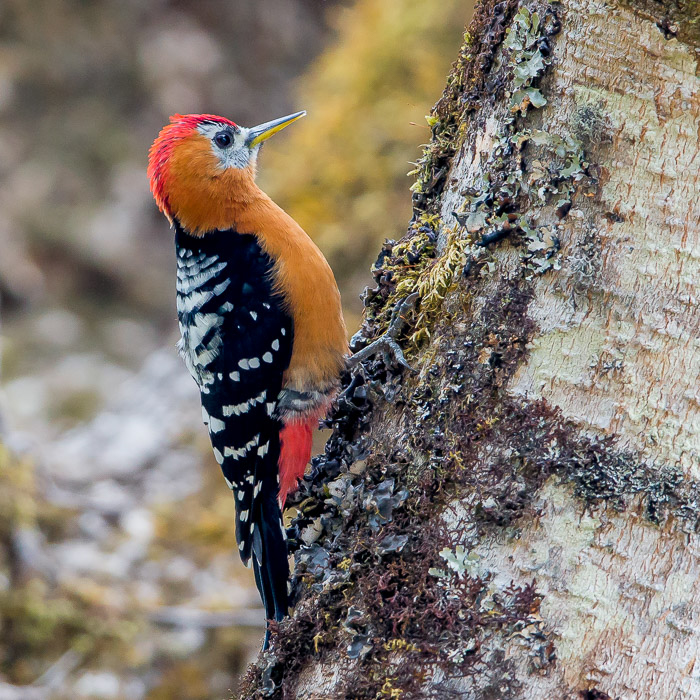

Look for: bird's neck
[169,166,287,237]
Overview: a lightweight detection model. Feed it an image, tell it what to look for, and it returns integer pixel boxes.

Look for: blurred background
[0,0,471,697]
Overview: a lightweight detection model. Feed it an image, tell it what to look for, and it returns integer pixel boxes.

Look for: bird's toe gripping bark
[347,292,419,372]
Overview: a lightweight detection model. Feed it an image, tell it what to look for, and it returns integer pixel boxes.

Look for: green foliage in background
[262,0,471,319]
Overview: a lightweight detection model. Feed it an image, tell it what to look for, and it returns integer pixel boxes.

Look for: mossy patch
[357,1,570,354]
[409,0,521,213]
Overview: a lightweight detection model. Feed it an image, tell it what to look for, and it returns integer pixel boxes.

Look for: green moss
[409,0,521,211]
[362,0,570,351]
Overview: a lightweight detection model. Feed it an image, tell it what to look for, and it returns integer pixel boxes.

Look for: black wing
[175,225,293,623]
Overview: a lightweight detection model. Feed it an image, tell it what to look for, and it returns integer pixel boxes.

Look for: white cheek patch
[196,123,253,170]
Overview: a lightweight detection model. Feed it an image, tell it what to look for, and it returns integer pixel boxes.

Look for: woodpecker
[147,111,347,647]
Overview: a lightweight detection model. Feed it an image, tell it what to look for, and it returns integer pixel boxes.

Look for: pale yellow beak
[246,111,306,148]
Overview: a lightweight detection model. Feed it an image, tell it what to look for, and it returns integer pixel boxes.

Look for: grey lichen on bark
[239,0,699,697]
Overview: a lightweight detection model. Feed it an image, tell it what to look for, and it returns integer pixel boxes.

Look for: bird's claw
[347,292,419,372]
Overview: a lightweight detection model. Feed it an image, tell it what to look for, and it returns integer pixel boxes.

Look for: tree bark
[241,0,700,697]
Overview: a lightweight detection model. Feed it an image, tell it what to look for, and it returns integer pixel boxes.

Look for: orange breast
[236,194,348,393]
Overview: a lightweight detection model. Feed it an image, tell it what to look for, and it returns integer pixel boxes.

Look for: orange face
[159,130,259,235]
[148,114,257,235]
[148,111,306,236]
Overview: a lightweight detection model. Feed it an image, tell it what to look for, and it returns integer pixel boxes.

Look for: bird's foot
[347,292,419,372]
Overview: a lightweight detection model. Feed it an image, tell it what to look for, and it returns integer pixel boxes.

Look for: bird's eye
[214,131,232,148]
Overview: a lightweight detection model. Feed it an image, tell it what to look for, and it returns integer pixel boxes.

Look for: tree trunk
[241,0,700,697]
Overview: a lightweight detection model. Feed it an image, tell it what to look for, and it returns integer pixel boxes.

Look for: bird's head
[148,111,305,234]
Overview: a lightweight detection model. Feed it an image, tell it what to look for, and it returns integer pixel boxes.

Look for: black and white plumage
[149,112,348,653]
[174,222,293,626]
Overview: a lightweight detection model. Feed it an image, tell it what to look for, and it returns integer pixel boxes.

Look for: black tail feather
[252,488,289,650]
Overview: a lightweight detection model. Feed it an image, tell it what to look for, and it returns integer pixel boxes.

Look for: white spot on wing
[248,357,260,369]
[202,406,210,424]
[212,278,231,296]
[209,416,225,433]
[250,310,257,320]
[177,288,213,315]
[186,313,222,350]
[223,435,259,460]
[272,339,280,351]
[176,261,226,294]
[230,371,240,382]
[223,391,266,416]
[238,359,249,370]
[196,333,223,366]
[262,352,273,363]
[213,448,224,465]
